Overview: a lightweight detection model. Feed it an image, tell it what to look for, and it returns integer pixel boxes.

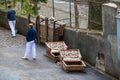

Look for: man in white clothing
[7,4,16,37]
[22,23,37,60]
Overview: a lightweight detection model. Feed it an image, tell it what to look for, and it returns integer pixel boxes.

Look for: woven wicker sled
[45,41,68,62]
[60,49,86,72]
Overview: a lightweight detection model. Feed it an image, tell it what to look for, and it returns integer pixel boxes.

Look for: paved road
[0,27,117,80]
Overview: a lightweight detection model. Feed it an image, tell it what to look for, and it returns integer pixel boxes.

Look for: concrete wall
[102,3,117,36]
[104,35,118,77]
[102,3,118,78]
[64,28,102,66]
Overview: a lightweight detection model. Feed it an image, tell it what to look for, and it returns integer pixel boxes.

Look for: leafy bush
[0,0,48,16]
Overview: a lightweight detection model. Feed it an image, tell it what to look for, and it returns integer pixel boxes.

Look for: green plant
[39,0,47,3]
[0,0,48,16]
[21,0,48,15]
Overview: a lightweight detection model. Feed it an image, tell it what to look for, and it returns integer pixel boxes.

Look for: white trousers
[9,21,16,36]
[24,40,36,58]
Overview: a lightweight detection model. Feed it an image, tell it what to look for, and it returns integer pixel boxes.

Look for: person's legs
[31,41,36,59]
[23,41,32,59]
[9,21,16,36]
[13,20,16,36]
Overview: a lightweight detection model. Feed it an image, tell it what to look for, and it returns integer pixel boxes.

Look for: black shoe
[12,36,16,38]
[33,58,36,60]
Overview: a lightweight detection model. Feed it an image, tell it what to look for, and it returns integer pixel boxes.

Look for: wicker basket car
[60,49,86,72]
[45,41,68,62]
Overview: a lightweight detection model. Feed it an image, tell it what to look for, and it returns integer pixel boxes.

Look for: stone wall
[16,15,28,35]
[0,10,9,29]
